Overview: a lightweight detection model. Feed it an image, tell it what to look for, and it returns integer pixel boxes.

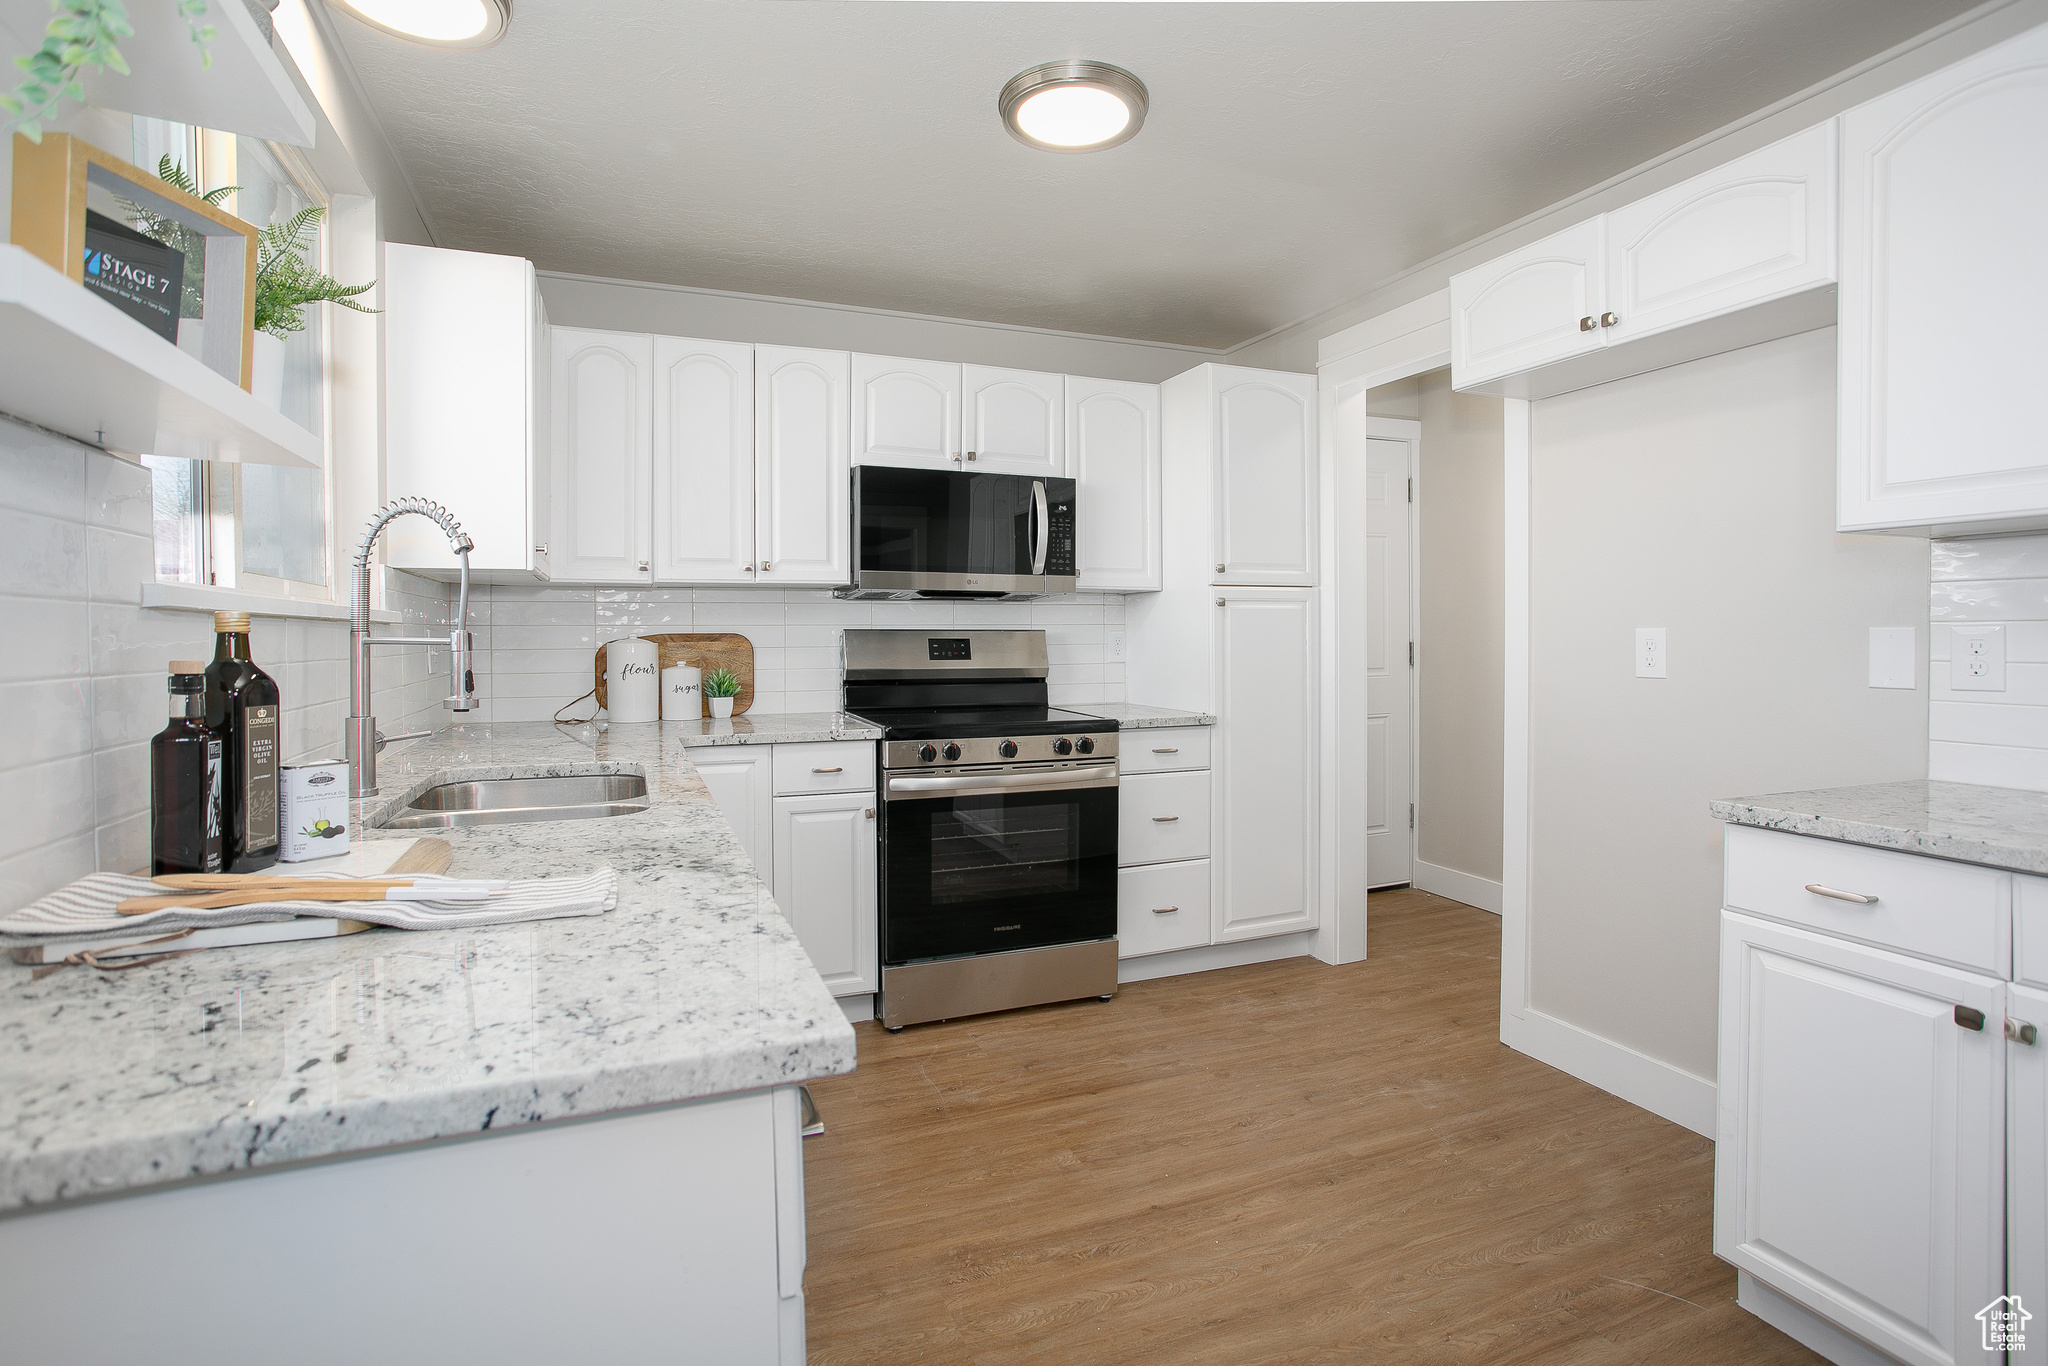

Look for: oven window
[931,796,1078,903]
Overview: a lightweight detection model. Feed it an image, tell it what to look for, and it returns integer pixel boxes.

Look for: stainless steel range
[842,629,1120,1031]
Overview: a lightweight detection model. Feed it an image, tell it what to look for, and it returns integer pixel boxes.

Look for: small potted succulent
[703,667,741,719]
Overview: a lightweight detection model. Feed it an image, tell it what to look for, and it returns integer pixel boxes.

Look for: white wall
[1930,533,2048,790]
[1527,329,1930,1081]
[538,272,1217,385]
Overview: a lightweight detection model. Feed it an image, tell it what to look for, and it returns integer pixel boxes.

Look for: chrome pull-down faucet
[347,498,475,798]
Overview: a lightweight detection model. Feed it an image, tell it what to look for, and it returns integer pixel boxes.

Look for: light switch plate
[1635,627,1666,679]
[1869,627,1916,689]
[1950,625,2007,692]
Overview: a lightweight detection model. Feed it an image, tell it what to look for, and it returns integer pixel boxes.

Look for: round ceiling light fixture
[327,0,510,49]
[999,60,1149,153]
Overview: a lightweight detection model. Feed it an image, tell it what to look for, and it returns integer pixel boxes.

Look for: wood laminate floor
[802,889,1819,1365]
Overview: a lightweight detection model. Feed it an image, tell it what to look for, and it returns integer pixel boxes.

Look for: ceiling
[328,0,1975,349]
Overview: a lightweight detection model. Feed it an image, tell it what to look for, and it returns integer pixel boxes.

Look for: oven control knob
[918,743,938,763]
[1052,737,1073,756]
[1076,736,1095,755]
[942,742,961,761]
[998,740,1019,759]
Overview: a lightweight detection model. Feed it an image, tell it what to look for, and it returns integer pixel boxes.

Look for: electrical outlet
[1950,625,2006,692]
[1109,633,1125,661]
[1868,627,1916,689]
[1635,627,1666,679]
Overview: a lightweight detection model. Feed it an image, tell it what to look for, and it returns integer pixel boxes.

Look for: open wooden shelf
[0,244,321,467]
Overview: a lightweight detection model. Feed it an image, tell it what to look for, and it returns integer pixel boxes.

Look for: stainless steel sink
[376,774,650,830]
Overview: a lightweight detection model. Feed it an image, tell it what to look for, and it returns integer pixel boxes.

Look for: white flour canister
[606,638,661,723]
[662,662,702,720]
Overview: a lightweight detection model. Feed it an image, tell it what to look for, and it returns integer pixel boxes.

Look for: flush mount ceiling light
[327,0,510,49]
[999,61,1149,153]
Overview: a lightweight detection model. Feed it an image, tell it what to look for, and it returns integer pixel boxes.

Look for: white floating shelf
[0,245,322,468]
[0,0,314,146]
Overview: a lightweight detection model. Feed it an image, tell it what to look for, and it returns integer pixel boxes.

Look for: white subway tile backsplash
[0,680,94,771]
[1931,535,2048,582]
[0,754,97,862]
[1929,577,2048,621]
[0,509,88,598]
[1929,535,2048,791]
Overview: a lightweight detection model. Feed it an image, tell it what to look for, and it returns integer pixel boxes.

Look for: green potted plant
[249,204,377,410]
[703,667,741,719]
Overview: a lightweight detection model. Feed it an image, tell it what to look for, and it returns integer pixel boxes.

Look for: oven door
[880,761,1118,963]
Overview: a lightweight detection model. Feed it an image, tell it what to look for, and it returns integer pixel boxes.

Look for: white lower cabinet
[1118,770,1210,865]
[1118,860,1211,958]
[773,792,878,997]
[1716,908,2005,1366]
[694,748,775,885]
[1213,589,1318,942]
[2013,982,2048,1338]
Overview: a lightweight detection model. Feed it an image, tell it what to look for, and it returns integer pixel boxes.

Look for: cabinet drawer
[2019,875,2048,990]
[773,741,876,796]
[1118,727,1211,775]
[1119,770,1210,865]
[1119,861,1211,958]
[1723,824,2010,974]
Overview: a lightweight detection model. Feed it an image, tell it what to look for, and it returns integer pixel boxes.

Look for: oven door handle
[1030,479,1049,576]
[885,763,1118,802]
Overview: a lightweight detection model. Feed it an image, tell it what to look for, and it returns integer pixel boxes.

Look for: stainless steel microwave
[838,467,1077,600]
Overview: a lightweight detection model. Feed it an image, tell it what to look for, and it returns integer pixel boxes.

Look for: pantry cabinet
[549,327,654,584]
[1068,375,1161,592]
[852,353,959,470]
[651,337,755,584]
[961,365,1064,476]
[1836,21,2048,535]
[1212,588,1319,942]
[772,793,878,997]
[754,346,851,586]
[1197,365,1317,588]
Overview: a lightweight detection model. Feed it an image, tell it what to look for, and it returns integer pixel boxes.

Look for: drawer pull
[2009,1018,2039,1046]
[1152,905,1179,914]
[812,766,844,774]
[1955,1005,1986,1032]
[1152,815,1179,823]
[1152,747,1180,754]
[1803,883,1877,905]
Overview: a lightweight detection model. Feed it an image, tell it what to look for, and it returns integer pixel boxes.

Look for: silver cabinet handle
[1216,597,1225,606]
[1215,563,1226,573]
[1600,311,1620,328]
[637,560,649,572]
[2009,1018,2039,1046]
[812,766,844,774]
[1152,815,1179,823]
[1151,906,1179,914]
[966,451,977,461]
[1152,747,1179,754]
[1955,1005,1986,1032]
[761,560,771,570]
[534,543,548,555]
[1804,884,1878,905]
[865,807,875,819]
[1579,316,1597,332]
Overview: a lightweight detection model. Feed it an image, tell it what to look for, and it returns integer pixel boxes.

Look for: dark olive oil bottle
[151,662,224,875]
[205,611,281,873]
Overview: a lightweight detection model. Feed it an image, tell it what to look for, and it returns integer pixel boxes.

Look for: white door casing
[652,336,754,584]
[851,354,959,470]
[755,346,851,586]
[1365,420,1416,889]
[962,365,1064,476]
[548,327,652,584]
[1069,375,1161,592]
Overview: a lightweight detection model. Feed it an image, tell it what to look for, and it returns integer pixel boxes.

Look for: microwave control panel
[1046,494,1075,578]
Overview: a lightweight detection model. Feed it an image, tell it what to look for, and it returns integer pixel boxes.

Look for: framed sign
[11,132,260,390]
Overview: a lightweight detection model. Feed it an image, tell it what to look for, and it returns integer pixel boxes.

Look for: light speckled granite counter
[1070,703,1216,729]
[656,710,881,748]
[1710,779,2048,876]
[0,722,856,1212]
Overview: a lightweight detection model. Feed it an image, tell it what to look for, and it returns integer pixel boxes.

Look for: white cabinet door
[962,365,1064,477]
[549,327,653,584]
[383,245,547,578]
[851,354,959,470]
[694,747,775,887]
[651,337,754,585]
[773,792,879,997]
[1715,911,2004,1366]
[1212,588,1318,942]
[1450,216,1607,390]
[1212,367,1317,587]
[1838,22,2048,534]
[1068,376,1160,592]
[2013,982,2048,1351]
[755,346,851,586]
[1605,122,1836,344]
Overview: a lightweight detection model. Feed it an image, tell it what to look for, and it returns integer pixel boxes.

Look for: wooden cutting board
[595,633,755,715]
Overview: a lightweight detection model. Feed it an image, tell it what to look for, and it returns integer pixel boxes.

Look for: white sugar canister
[662,662,702,720]
[606,638,661,723]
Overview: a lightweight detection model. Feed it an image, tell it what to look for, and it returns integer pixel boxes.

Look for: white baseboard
[1117,931,1319,984]
[1735,1272,1896,1366]
[1411,860,1503,914]
[1503,1006,1716,1137]
[836,994,874,1025]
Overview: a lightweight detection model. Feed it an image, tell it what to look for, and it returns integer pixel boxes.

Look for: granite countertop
[1071,702,1216,729]
[0,722,857,1214]
[657,710,881,747]
[1710,779,2048,876]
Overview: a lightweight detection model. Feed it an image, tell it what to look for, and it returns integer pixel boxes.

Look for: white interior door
[1365,419,1415,889]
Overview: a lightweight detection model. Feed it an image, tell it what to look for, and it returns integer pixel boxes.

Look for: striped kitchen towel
[0,869,619,947]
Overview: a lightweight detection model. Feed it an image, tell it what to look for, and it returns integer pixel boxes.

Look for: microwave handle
[1031,479,1049,576]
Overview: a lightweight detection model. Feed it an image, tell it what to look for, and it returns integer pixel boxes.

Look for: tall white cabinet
[1836,21,2048,535]
[549,328,654,585]
[1212,588,1318,941]
[1208,368,1317,587]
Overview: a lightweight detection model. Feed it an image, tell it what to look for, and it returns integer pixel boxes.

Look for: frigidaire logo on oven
[993,924,1022,932]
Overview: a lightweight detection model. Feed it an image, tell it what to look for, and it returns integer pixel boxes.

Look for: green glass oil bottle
[205,610,281,873]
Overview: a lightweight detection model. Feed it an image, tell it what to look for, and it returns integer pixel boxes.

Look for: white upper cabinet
[1838,21,2048,535]
[962,365,1065,476]
[1450,217,1607,390]
[755,346,851,586]
[549,327,653,584]
[1605,122,1836,344]
[1068,376,1161,592]
[383,244,548,581]
[1213,367,1317,587]
[852,354,959,470]
[651,337,755,585]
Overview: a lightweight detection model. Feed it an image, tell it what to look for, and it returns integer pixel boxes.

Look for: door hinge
[1409,803,1415,830]
[1408,641,1414,667]
[1407,477,1413,504]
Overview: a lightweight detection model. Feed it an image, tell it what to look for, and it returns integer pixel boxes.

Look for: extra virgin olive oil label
[242,704,279,852]
[206,736,224,871]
